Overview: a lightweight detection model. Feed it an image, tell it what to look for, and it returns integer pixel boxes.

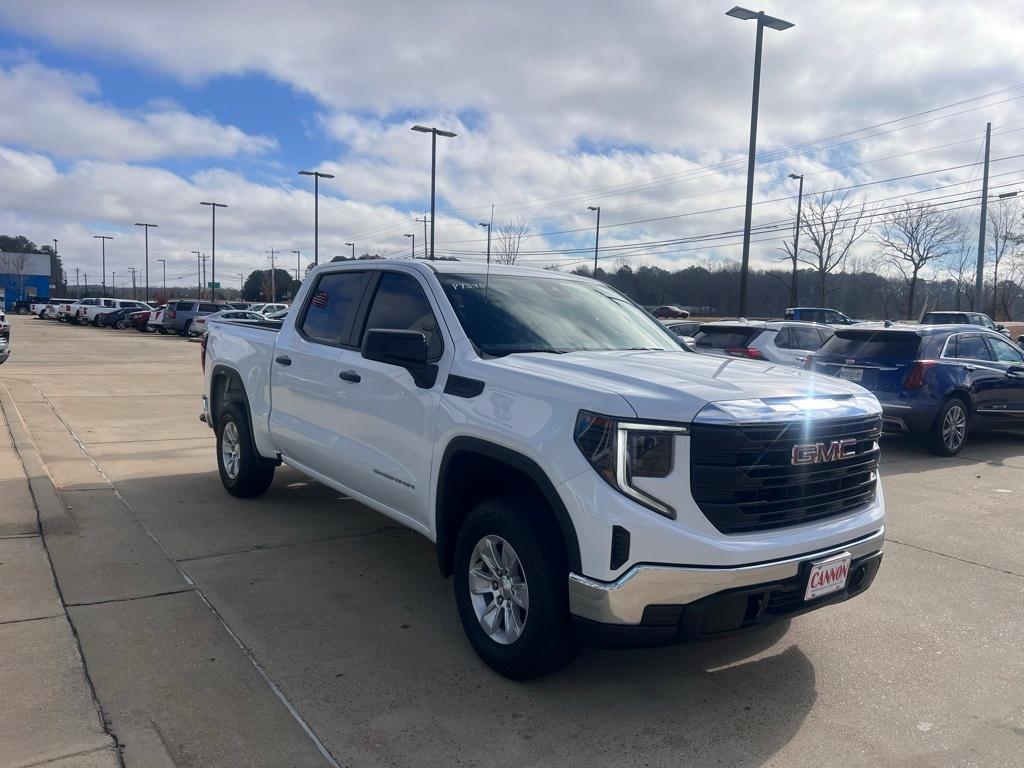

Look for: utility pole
[587,206,601,277]
[74,267,80,299]
[112,271,116,299]
[975,122,992,311]
[83,272,88,295]
[192,251,201,299]
[200,254,208,300]
[52,238,59,293]
[292,250,301,282]
[267,248,276,301]
[416,214,430,259]
[128,267,137,299]
[788,173,804,307]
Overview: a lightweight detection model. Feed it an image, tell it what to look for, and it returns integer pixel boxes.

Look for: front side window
[438,274,680,356]
[987,336,1024,363]
[361,273,442,359]
[299,270,370,345]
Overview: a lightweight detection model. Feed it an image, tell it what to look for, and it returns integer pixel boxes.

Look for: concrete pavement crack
[886,536,1024,578]
[65,588,195,608]
[175,525,409,563]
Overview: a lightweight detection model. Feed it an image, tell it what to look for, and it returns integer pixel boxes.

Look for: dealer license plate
[838,367,863,382]
[805,552,852,601]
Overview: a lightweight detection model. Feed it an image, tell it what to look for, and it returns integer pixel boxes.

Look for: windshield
[438,273,681,355]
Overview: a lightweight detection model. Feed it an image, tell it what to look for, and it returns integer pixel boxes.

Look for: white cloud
[0,61,276,161]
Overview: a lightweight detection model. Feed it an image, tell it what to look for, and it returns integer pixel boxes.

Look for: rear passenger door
[946,333,1005,418]
[329,270,451,527]
[983,335,1024,421]
[269,269,371,478]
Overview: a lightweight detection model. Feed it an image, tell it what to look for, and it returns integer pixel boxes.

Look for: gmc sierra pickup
[202,260,885,679]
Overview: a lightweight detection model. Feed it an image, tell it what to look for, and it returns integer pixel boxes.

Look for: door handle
[275,355,292,366]
[338,370,362,383]
[962,364,977,371]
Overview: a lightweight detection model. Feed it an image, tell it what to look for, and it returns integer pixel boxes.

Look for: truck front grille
[689,415,881,534]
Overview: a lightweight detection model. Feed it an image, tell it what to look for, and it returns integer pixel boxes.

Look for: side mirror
[362,329,428,368]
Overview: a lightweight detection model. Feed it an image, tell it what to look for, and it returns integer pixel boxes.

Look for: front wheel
[453,496,580,679]
[115,319,126,329]
[216,403,275,497]
[927,398,969,456]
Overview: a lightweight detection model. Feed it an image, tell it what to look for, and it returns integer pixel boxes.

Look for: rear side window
[986,336,1022,363]
[949,334,992,361]
[198,303,220,313]
[693,326,759,349]
[922,313,966,324]
[777,326,825,350]
[173,301,194,312]
[361,273,442,359]
[299,271,370,345]
[819,331,921,358]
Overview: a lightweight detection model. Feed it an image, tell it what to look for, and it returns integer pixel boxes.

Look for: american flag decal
[311,289,329,309]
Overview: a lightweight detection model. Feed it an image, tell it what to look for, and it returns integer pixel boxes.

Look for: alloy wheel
[942,404,967,451]
[221,421,241,479]
[468,535,529,645]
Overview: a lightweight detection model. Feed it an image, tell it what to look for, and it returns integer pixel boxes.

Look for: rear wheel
[927,398,969,456]
[179,320,192,337]
[115,319,126,329]
[16,306,28,315]
[453,496,580,679]
[216,403,275,497]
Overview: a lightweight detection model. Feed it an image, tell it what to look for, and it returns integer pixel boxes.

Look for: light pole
[199,201,227,299]
[134,222,157,302]
[128,266,137,299]
[587,206,601,277]
[411,125,457,260]
[989,190,1018,317]
[156,258,166,297]
[298,170,334,266]
[111,271,116,299]
[727,5,794,316]
[292,250,301,282]
[191,251,201,299]
[404,233,415,259]
[93,235,113,294]
[479,222,492,263]
[344,241,355,260]
[52,238,59,292]
[415,215,429,258]
[788,173,804,307]
[266,248,276,301]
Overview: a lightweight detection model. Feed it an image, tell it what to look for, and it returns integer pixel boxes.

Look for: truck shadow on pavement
[87,465,817,767]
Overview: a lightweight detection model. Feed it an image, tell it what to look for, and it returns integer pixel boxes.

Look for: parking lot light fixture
[93,235,113,294]
[192,250,201,299]
[727,5,795,316]
[411,125,458,260]
[404,233,415,259]
[345,242,355,260]
[479,222,492,264]
[788,173,804,306]
[134,223,158,303]
[587,206,601,278]
[199,202,227,299]
[156,258,166,296]
[298,170,335,266]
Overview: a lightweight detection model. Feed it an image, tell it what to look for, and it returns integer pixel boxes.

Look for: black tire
[926,397,970,456]
[216,403,275,497]
[16,307,28,315]
[115,319,126,329]
[157,326,169,334]
[179,320,192,337]
[453,496,580,680]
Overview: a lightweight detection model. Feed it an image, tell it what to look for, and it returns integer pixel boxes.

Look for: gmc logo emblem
[791,438,857,465]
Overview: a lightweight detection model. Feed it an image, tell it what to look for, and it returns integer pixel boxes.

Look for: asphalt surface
[2,314,1023,767]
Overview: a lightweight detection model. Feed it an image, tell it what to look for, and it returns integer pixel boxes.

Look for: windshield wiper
[479,346,569,357]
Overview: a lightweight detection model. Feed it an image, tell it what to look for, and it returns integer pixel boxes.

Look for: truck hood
[491,350,875,422]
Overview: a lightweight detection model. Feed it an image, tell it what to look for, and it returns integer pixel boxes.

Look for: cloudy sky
[0,0,1022,293]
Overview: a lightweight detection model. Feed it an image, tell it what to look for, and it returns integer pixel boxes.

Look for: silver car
[692,320,834,367]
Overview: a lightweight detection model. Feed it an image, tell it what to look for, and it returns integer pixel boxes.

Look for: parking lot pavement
[2,314,1023,767]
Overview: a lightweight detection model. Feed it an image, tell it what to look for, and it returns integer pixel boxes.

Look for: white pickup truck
[202,260,885,678]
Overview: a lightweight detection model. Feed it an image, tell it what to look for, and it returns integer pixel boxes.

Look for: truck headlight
[573,410,688,519]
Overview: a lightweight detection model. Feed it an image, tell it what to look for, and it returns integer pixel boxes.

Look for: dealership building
[0,252,52,311]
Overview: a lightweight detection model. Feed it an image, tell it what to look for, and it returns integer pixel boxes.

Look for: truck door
[268,269,372,476]
[329,270,450,527]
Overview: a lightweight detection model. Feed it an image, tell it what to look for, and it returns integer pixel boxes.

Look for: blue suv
[807,324,1024,455]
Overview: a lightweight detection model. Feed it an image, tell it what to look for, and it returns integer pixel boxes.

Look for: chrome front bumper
[568,528,884,625]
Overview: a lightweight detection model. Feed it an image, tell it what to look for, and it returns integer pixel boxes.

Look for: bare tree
[942,231,976,310]
[493,217,531,266]
[0,250,31,302]
[986,198,1020,319]
[875,202,960,319]
[797,191,872,305]
[777,204,800,307]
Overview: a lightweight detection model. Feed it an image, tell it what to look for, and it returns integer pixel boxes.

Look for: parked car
[8,300,32,315]
[96,307,139,329]
[919,310,1010,337]
[161,300,232,336]
[0,311,9,364]
[76,298,151,326]
[127,306,160,332]
[662,319,701,350]
[255,302,288,316]
[785,307,859,325]
[692,320,834,366]
[203,260,885,678]
[39,298,71,319]
[29,298,50,315]
[191,309,266,335]
[56,299,80,322]
[650,305,689,319]
[806,324,1024,455]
